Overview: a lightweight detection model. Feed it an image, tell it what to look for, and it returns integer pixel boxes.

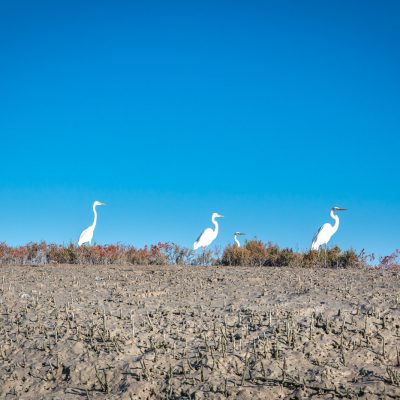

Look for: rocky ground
[1,265,400,399]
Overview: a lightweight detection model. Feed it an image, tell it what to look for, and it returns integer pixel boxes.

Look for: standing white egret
[78,201,107,246]
[193,212,224,250]
[311,207,347,260]
[233,232,245,247]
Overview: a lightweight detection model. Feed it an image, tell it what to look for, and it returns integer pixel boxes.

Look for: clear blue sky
[1,1,399,256]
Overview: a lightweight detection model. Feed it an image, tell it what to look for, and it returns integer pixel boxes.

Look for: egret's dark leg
[324,244,327,268]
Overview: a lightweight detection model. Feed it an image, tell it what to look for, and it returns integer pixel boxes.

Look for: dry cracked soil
[1,265,400,399]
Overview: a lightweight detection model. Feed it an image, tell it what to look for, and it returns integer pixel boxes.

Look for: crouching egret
[78,201,106,246]
[193,212,224,250]
[311,207,347,264]
[234,232,245,247]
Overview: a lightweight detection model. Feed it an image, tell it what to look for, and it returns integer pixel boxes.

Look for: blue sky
[0,1,399,256]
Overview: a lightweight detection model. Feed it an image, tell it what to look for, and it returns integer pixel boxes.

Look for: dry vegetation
[1,265,400,399]
[0,241,387,269]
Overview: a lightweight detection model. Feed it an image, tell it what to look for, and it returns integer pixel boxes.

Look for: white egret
[311,207,347,260]
[233,232,245,247]
[193,212,224,250]
[78,201,107,246]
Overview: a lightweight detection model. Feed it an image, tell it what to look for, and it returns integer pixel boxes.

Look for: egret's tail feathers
[311,242,319,251]
[78,238,87,247]
[193,241,200,250]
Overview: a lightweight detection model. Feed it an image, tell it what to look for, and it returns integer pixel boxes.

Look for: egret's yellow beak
[100,202,107,206]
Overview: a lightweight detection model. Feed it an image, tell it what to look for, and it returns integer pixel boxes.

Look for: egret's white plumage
[193,213,224,250]
[78,201,106,246]
[233,232,245,247]
[311,207,346,251]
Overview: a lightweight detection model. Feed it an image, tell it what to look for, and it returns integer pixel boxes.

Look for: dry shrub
[244,240,268,267]
[304,246,363,269]
[0,243,28,265]
[302,250,319,268]
[223,241,303,268]
[222,241,301,267]
[0,242,169,266]
[276,248,303,267]
[124,244,168,265]
[47,244,77,264]
[0,241,391,269]
[263,243,301,266]
[326,246,341,267]
[192,247,221,266]
[378,249,400,270]
[162,242,194,265]
[0,242,47,265]
[221,245,250,266]
[222,242,361,269]
[339,249,361,268]
[149,244,169,264]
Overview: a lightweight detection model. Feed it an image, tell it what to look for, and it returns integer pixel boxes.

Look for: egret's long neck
[212,215,219,236]
[234,235,240,247]
[92,204,98,228]
[330,209,340,234]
